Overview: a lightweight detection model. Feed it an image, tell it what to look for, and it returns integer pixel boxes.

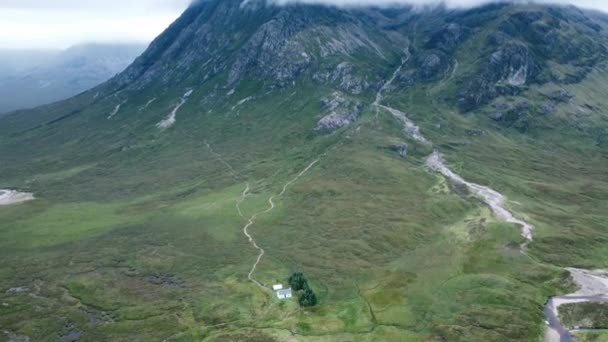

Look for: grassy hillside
[1,2,607,341]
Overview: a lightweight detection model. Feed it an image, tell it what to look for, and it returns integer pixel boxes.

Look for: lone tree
[289,272,308,291]
[299,288,318,307]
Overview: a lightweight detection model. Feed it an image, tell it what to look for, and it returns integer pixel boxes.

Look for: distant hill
[0,43,146,114]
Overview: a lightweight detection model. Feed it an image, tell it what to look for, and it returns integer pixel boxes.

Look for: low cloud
[265,0,608,12]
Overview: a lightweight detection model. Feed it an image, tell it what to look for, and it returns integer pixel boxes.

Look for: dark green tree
[289,272,308,291]
[298,288,318,307]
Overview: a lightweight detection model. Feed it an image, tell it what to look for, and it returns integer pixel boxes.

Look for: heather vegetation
[1,1,608,341]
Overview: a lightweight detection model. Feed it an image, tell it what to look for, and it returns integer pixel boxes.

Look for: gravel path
[240,159,319,290]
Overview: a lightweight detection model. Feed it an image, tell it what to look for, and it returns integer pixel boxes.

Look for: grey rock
[315,92,363,132]
[390,143,409,157]
[397,69,417,88]
[415,53,448,80]
[228,11,311,87]
[548,89,573,103]
[320,91,347,111]
[465,129,485,137]
[61,332,81,342]
[3,331,30,342]
[426,23,469,52]
[459,43,540,111]
[80,306,113,325]
[488,101,530,132]
[540,102,555,115]
[6,287,28,293]
[313,62,369,95]
[143,274,184,288]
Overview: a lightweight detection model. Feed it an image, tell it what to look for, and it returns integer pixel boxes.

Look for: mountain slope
[0,43,146,114]
[1,1,608,341]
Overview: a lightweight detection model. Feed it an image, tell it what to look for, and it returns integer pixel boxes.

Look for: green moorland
[560,302,608,329]
[573,331,608,342]
[0,79,574,341]
[2,2,608,342]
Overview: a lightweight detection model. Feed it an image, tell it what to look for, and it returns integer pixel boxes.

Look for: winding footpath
[374,56,608,342]
[240,159,319,290]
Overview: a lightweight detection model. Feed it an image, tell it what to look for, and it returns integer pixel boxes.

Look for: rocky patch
[313,62,370,95]
[488,101,534,132]
[425,23,469,53]
[6,287,29,294]
[80,306,114,325]
[143,273,184,289]
[315,92,363,132]
[3,330,30,342]
[389,143,409,157]
[459,42,540,111]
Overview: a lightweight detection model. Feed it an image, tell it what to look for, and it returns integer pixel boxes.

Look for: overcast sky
[2,0,608,50]
[0,0,190,50]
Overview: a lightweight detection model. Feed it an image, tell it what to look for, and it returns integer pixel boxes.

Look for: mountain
[0,43,146,114]
[0,48,61,77]
[1,1,608,341]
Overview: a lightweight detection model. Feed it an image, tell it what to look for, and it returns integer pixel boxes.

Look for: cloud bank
[266,0,608,12]
[2,0,608,50]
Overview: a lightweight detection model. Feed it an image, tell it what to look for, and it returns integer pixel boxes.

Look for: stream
[374,56,607,342]
[0,189,34,205]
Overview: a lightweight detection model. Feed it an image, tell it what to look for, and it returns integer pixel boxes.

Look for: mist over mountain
[1,1,608,341]
[0,43,146,114]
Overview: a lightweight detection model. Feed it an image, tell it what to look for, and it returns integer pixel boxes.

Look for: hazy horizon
[0,0,190,50]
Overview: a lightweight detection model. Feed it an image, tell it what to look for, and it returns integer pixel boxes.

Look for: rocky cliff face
[97,1,608,125]
[457,6,607,111]
[113,0,396,94]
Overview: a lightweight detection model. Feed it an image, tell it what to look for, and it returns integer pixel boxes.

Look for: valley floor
[2,47,608,342]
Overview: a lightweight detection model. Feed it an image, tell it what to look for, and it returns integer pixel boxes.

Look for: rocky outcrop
[313,62,371,95]
[488,101,533,132]
[538,89,574,115]
[228,11,311,87]
[389,143,409,157]
[425,23,469,53]
[459,42,541,112]
[457,7,606,113]
[548,89,574,103]
[415,52,450,81]
[315,92,363,132]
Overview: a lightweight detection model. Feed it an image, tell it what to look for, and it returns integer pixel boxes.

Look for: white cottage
[272,284,283,291]
[276,288,293,300]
